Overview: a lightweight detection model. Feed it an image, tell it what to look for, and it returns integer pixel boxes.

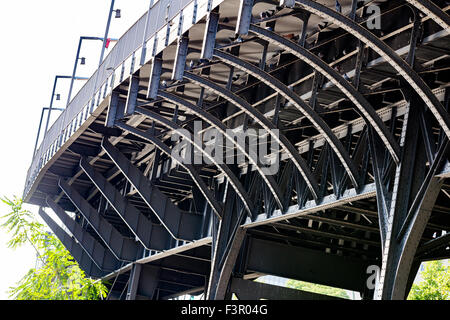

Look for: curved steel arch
[183,72,320,200]
[158,90,285,210]
[132,107,256,217]
[281,0,450,145]
[115,122,224,220]
[405,0,450,31]
[248,24,401,164]
[213,48,361,189]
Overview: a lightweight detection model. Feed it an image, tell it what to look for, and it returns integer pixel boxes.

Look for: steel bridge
[24,0,450,300]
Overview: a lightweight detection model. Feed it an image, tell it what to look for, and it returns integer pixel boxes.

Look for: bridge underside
[24,0,450,300]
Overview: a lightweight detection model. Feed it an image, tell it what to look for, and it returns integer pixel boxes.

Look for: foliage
[408,260,450,300]
[1,196,108,300]
[286,279,350,299]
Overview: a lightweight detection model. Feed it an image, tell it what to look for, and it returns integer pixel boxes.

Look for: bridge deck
[24,0,450,300]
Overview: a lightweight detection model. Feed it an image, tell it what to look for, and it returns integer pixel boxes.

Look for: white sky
[0,0,150,299]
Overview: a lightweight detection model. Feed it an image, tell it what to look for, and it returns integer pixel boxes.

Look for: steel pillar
[374,96,449,299]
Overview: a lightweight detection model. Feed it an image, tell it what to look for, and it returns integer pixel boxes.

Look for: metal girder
[417,232,450,257]
[280,0,450,145]
[405,0,450,32]
[101,137,202,241]
[114,122,224,219]
[214,49,361,190]
[126,263,142,300]
[236,0,254,35]
[147,54,163,99]
[38,207,106,278]
[134,106,256,217]
[125,75,140,116]
[183,72,320,201]
[172,35,189,81]
[45,197,119,271]
[158,90,285,211]
[201,11,220,60]
[248,24,401,164]
[246,237,371,292]
[79,157,171,251]
[105,91,122,128]
[58,179,142,261]
[229,277,344,300]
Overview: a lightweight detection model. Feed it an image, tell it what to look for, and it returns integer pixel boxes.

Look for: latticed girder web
[25,0,449,300]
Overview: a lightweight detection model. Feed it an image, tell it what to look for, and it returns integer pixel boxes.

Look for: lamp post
[98,0,121,67]
[66,36,103,107]
[43,75,88,135]
[67,36,120,107]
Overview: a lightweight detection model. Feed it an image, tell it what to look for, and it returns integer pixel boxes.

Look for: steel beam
[201,11,220,60]
[58,179,142,261]
[45,197,119,271]
[125,75,140,116]
[229,277,345,300]
[147,54,163,99]
[79,157,171,251]
[101,137,202,241]
[236,0,254,35]
[246,237,371,292]
[38,207,106,278]
[172,35,189,81]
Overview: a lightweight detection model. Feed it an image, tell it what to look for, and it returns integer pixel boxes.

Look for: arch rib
[405,0,450,32]
[129,107,256,217]
[248,24,401,164]
[213,48,360,189]
[158,89,285,210]
[281,0,450,146]
[183,72,320,200]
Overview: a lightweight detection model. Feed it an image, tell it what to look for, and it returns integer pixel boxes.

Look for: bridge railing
[24,0,223,199]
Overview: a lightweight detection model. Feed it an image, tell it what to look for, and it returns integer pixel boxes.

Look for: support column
[375,96,449,299]
[207,183,247,300]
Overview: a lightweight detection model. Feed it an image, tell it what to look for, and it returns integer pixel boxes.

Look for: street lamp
[99,0,121,67]
[113,9,121,19]
[67,36,119,106]
[66,36,104,106]
[44,75,88,135]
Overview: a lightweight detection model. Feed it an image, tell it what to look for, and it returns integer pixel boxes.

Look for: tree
[286,279,350,299]
[1,196,108,300]
[408,260,450,300]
